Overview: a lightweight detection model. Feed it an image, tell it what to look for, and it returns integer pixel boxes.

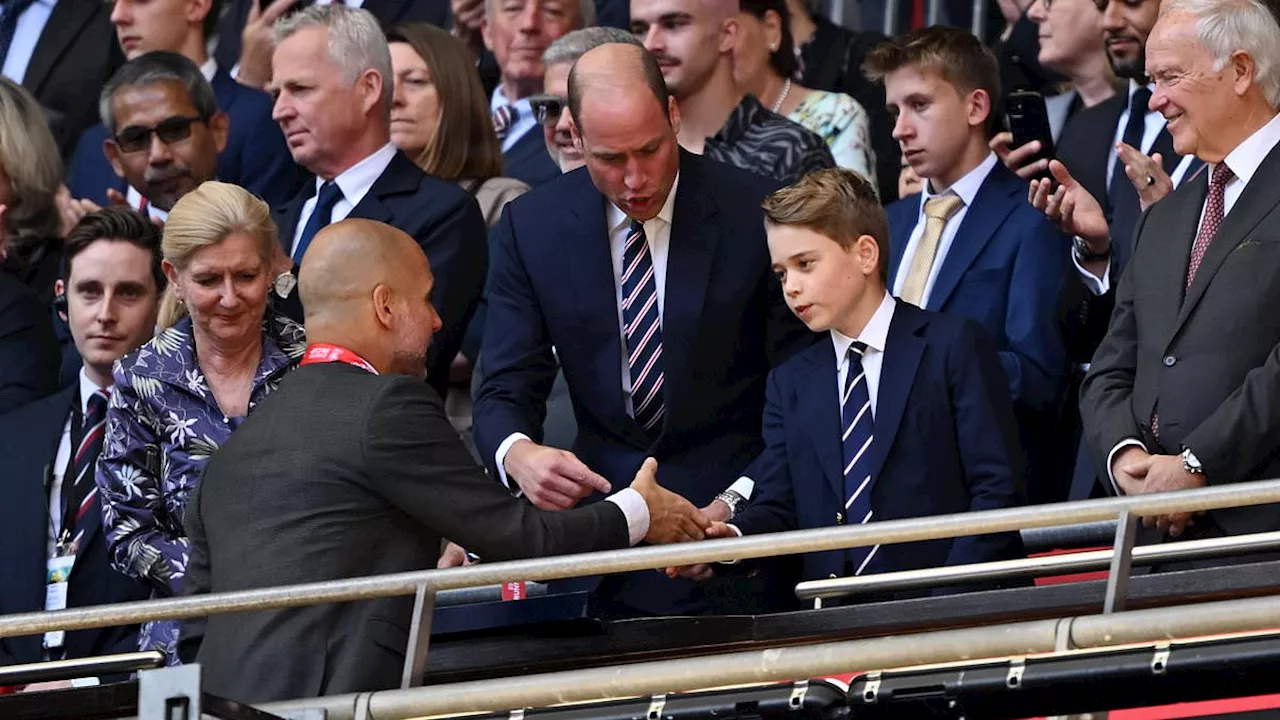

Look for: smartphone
[1005,90,1056,184]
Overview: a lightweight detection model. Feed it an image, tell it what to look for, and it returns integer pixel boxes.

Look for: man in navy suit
[668,169,1025,588]
[66,0,299,209]
[268,6,487,399]
[868,27,1069,503]
[0,208,159,675]
[472,42,809,617]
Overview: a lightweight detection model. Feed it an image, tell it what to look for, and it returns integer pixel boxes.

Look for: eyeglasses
[113,115,207,154]
[529,94,568,125]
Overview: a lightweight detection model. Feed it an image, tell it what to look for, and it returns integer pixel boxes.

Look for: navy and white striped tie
[622,220,665,437]
[842,342,877,575]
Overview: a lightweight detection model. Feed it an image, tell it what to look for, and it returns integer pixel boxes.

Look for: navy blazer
[272,150,488,399]
[66,68,303,208]
[0,273,59,415]
[0,387,150,666]
[735,302,1026,583]
[502,128,560,188]
[473,152,810,614]
[885,162,1068,415]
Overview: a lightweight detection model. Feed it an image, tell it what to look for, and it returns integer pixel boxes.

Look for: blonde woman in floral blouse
[95,182,305,662]
[732,0,877,193]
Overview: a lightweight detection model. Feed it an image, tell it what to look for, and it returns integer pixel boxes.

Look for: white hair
[484,0,596,30]
[1161,0,1280,107]
[543,26,641,66]
[273,5,394,112]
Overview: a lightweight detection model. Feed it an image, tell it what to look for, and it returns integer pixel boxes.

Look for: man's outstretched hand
[630,458,710,544]
[664,522,739,580]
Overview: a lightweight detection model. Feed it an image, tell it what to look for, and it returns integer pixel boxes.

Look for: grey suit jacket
[182,363,628,703]
[1081,139,1280,537]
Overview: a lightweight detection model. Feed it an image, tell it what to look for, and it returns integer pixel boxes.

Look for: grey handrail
[0,651,164,686]
[796,528,1280,600]
[3,478,1280,640]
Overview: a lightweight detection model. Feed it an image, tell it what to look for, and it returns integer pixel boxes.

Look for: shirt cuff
[1106,438,1148,495]
[605,488,649,546]
[1071,242,1112,295]
[494,432,532,493]
[718,523,744,564]
[727,476,755,501]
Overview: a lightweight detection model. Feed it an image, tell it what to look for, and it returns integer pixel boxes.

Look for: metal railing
[3,479,1280,696]
[0,651,164,687]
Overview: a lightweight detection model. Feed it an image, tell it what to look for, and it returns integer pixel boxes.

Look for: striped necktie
[64,388,110,554]
[841,342,877,575]
[621,220,665,437]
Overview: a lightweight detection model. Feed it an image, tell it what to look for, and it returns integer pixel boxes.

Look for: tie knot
[628,219,645,237]
[848,341,868,359]
[316,181,343,208]
[492,105,518,137]
[1210,162,1235,189]
[1131,87,1152,114]
[924,193,964,222]
[86,389,110,423]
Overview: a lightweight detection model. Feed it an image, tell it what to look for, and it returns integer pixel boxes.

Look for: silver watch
[715,489,746,519]
[1181,448,1204,474]
[273,271,297,299]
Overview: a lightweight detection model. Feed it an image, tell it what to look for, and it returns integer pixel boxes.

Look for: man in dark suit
[1081,0,1280,548]
[869,27,1069,503]
[0,209,160,675]
[0,271,58,415]
[1,0,124,159]
[66,0,300,209]
[669,169,1024,587]
[268,5,487,399]
[181,219,707,702]
[473,43,809,617]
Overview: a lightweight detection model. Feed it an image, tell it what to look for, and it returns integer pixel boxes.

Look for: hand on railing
[1112,448,1206,537]
[664,522,738,580]
[437,542,472,569]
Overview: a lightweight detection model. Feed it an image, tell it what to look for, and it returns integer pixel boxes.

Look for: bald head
[298,219,428,323]
[568,43,670,135]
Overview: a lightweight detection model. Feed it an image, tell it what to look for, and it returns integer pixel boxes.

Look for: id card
[43,555,75,649]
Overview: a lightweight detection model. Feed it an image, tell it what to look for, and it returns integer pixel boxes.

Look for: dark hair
[99,51,220,134]
[739,0,799,80]
[202,0,224,42]
[385,23,503,183]
[567,44,670,134]
[862,25,1002,135]
[762,168,891,282]
[62,207,166,295]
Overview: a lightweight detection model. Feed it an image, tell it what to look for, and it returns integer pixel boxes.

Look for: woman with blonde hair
[0,77,66,303]
[96,181,306,662]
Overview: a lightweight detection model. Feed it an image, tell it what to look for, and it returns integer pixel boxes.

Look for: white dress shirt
[491,86,538,152]
[1,0,56,84]
[46,370,112,560]
[891,152,998,307]
[1105,109,1280,493]
[289,141,398,257]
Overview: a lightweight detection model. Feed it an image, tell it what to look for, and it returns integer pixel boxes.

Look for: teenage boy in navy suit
[669,168,1025,588]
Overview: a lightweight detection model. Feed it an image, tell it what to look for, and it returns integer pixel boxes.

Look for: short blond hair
[761,168,890,281]
[0,78,63,245]
[158,182,278,328]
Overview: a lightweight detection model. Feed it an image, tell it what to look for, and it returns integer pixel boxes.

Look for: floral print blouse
[789,90,879,195]
[95,312,306,661]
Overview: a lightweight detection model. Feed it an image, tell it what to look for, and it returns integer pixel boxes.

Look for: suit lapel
[22,0,95,94]
[927,165,1016,311]
[865,303,925,482]
[657,154,716,442]
[1174,145,1280,335]
[802,343,845,501]
[273,188,311,256]
[348,151,419,225]
[886,198,918,284]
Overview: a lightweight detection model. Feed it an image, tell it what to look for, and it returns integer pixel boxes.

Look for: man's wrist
[1181,448,1204,475]
[1074,235,1112,262]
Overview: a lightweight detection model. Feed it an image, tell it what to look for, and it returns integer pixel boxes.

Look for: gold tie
[900,193,965,307]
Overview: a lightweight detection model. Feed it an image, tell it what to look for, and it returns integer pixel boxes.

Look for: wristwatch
[715,489,746,520]
[273,271,297,299]
[1073,235,1112,263]
[1181,448,1204,474]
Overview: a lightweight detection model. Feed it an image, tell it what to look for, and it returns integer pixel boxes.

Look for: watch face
[273,272,297,299]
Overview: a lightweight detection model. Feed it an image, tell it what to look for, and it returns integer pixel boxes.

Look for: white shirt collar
[78,367,112,417]
[1219,110,1280,186]
[125,185,170,222]
[200,58,217,83]
[607,173,680,233]
[491,85,533,114]
[319,142,398,206]
[922,151,997,208]
[830,290,896,363]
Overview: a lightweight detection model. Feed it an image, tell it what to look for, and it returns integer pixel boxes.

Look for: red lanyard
[300,343,379,375]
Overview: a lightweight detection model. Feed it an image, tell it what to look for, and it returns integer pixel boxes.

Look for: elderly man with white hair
[1081,0,1280,556]
[266,5,488,400]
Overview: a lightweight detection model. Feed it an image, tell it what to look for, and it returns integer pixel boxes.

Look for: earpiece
[53,293,68,315]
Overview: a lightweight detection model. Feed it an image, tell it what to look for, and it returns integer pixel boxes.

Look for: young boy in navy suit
[670,168,1025,589]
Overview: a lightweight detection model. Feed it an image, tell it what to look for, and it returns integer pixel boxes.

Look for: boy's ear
[967,88,993,131]
[856,234,881,277]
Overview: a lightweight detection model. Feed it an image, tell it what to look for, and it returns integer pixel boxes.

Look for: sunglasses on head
[113,115,207,154]
[529,94,569,125]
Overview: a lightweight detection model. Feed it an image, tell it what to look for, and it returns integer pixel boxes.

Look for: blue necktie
[621,220,665,437]
[0,0,37,65]
[841,342,877,575]
[293,181,343,264]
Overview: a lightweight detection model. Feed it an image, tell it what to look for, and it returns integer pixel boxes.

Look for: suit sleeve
[471,207,560,469]
[944,320,1026,567]
[731,370,799,537]
[1182,345,1280,483]
[176,478,210,664]
[419,193,489,399]
[0,286,59,415]
[363,378,629,559]
[1000,215,1070,413]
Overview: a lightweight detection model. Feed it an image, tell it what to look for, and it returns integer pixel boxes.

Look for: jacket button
[836,512,844,524]
[1164,355,1176,367]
